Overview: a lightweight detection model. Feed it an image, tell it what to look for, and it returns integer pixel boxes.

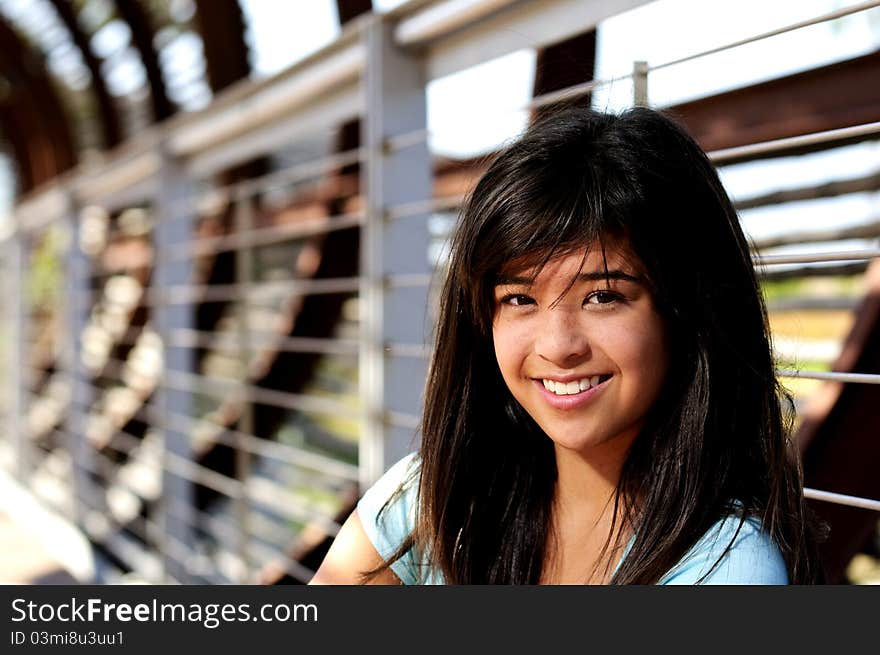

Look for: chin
[541,423,639,457]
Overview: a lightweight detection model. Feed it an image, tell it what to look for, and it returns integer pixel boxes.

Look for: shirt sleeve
[356,452,421,584]
[660,516,789,585]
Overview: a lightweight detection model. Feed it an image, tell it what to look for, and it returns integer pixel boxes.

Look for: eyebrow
[495,270,643,286]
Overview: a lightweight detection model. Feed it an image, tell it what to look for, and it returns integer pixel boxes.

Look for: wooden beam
[668,50,880,163]
[193,0,250,93]
[336,0,372,25]
[532,28,596,120]
[114,0,174,121]
[736,170,880,210]
[0,17,76,192]
[48,0,122,149]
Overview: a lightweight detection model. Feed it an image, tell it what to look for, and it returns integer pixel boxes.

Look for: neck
[543,437,636,584]
[552,433,635,522]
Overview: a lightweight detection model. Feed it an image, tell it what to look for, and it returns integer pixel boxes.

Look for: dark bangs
[454,113,648,333]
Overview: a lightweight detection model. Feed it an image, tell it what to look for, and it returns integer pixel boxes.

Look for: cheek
[598,310,668,375]
[620,317,669,390]
[492,319,529,381]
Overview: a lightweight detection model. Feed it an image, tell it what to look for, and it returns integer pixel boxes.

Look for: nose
[534,306,591,367]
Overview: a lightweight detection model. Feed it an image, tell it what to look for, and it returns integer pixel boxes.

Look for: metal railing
[1,0,878,584]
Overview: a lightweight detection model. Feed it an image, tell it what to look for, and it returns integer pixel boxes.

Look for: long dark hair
[372,106,824,584]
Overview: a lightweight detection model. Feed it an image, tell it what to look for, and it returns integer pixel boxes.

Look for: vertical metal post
[233,189,254,582]
[360,15,433,487]
[154,145,197,583]
[0,239,9,465]
[633,60,649,107]
[63,194,95,526]
[8,232,29,481]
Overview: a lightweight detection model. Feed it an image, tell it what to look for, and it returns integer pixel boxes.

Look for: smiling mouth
[540,374,612,396]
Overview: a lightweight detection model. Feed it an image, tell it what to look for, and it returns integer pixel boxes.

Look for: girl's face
[491,243,669,457]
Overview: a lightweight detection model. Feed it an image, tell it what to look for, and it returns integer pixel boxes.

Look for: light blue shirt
[357,453,789,585]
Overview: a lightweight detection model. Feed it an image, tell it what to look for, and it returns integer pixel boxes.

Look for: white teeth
[542,376,607,396]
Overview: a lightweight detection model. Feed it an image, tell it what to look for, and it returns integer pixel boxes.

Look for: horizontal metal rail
[50,443,347,562]
[384,1,880,156]
[156,505,232,583]
[386,410,421,430]
[61,412,347,571]
[385,342,432,359]
[164,450,243,499]
[169,329,360,356]
[385,194,466,220]
[76,486,167,582]
[30,418,880,518]
[166,506,254,583]
[735,172,880,212]
[167,211,364,261]
[393,0,520,48]
[160,477,342,556]
[97,147,365,236]
[128,277,361,306]
[50,390,362,483]
[248,540,316,584]
[750,218,880,250]
[710,121,880,165]
[76,459,154,543]
[387,273,434,288]
[804,487,880,512]
[383,128,432,154]
[183,276,358,303]
[247,475,343,538]
[384,71,634,155]
[650,0,880,74]
[525,72,632,113]
[753,249,880,266]
[776,369,880,385]
[160,369,362,419]
[766,295,859,313]
[154,406,359,482]
[99,431,144,459]
[228,147,364,201]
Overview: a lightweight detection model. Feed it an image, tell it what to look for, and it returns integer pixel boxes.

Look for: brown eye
[501,294,535,306]
[585,290,621,305]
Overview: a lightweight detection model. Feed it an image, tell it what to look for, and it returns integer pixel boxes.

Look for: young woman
[310,106,825,585]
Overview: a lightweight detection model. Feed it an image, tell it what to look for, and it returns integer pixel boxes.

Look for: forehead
[497,242,643,281]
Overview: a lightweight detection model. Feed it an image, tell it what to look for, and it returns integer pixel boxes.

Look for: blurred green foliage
[760,275,863,302]
[26,227,65,314]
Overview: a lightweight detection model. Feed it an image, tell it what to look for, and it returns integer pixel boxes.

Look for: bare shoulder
[308,510,401,585]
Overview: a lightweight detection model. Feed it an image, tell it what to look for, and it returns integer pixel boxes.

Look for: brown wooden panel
[668,50,880,161]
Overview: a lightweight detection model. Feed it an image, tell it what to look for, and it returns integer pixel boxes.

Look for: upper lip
[533,373,610,383]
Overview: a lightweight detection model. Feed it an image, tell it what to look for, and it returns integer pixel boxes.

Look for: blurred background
[0,0,878,585]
